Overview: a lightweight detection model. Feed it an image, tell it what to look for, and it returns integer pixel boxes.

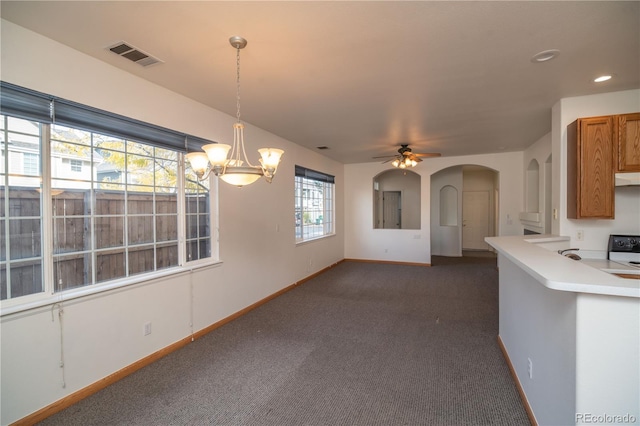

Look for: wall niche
[439,185,458,226]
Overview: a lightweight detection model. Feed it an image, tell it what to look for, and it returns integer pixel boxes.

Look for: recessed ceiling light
[594,75,612,83]
[531,49,560,63]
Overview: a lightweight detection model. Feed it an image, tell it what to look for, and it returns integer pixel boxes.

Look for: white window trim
[295,172,335,244]
[1,121,220,315]
[0,259,223,317]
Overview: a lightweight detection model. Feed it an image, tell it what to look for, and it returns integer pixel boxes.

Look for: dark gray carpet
[38,256,530,426]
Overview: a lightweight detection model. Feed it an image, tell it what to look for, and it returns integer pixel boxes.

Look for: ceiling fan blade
[374,145,440,163]
[414,152,442,158]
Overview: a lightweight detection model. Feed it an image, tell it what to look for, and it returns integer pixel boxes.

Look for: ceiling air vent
[107,42,163,67]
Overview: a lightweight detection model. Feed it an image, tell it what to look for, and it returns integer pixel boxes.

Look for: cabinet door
[567,116,614,219]
[615,113,640,172]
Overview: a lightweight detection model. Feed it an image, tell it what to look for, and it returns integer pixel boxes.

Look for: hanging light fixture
[391,156,417,169]
[186,36,284,187]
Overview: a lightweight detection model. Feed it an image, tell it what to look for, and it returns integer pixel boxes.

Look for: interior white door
[383,191,401,229]
[462,191,490,250]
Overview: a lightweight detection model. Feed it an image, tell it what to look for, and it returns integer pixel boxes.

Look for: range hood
[615,172,640,186]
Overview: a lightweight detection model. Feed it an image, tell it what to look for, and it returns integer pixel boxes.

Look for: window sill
[0,260,223,318]
[295,233,336,246]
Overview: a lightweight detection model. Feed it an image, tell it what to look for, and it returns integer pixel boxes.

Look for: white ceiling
[2,1,639,164]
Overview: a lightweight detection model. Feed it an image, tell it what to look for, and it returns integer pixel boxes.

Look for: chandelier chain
[236,46,241,123]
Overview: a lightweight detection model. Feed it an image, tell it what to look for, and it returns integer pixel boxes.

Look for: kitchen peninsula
[486,235,639,426]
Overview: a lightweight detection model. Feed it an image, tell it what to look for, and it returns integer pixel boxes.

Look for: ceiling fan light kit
[186,36,284,187]
[392,157,418,169]
[374,144,441,168]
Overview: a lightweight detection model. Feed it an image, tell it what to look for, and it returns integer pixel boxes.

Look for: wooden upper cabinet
[567,116,615,219]
[615,113,640,172]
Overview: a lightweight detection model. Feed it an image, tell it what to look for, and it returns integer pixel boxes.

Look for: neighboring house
[96,161,120,183]
[2,119,102,189]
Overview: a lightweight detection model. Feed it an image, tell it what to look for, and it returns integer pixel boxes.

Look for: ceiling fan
[373,144,441,168]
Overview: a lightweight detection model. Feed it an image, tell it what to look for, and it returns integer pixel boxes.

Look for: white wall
[552,89,640,247]
[498,253,577,426]
[499,253,640,426]
[0,20,344,425]
[522,132,552,234]
[345,152,523,264]
[575,293,640,421]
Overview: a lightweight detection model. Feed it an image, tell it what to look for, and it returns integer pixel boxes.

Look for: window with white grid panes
[0,111,215,305]
[1,115,44,300]
[50,124,184,290]
[1,82,218,307]
[295,166,334,243]
[185,163,211,262]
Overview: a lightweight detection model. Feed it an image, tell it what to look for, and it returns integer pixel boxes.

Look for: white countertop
[579,258,640,274]
[485,235,640,298]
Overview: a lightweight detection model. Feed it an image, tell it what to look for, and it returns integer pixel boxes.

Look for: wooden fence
[1,187,208,299]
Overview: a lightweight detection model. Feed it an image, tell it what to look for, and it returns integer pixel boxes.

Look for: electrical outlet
[144,322,152,336]
[527,357,533,379]
[576,230,584,241]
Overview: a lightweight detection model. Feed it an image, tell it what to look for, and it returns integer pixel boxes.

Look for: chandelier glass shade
[186,36,284,187]
[391,156,418,168]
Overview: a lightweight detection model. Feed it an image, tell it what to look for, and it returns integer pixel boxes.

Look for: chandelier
[186,36,283,187]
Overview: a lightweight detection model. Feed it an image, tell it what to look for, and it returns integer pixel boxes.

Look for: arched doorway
[430,165,498,257]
